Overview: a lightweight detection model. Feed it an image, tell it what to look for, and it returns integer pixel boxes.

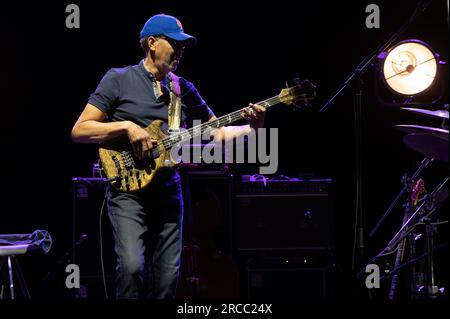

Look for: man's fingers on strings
[132,142,142,160]
[242,107,256,120]
[145,139,154,158]
[250,103,266,113]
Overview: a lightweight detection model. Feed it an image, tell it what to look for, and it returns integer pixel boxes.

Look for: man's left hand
[242,103,266,129]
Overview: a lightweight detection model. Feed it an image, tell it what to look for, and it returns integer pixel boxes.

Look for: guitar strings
[161,95,280,149]
[156,83,316,151]
[159,98,276,150]
[158,96,282,150]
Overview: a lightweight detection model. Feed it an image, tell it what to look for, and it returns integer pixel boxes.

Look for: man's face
[153,36,185,73]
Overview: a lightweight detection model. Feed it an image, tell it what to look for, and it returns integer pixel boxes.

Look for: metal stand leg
[1,256,31,299]
[11,257,31,299]
[388,208,410,299]
[425,219,438,299]
[7,256,14,299]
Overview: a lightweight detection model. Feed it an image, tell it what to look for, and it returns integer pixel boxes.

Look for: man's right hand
[126,122,157,160]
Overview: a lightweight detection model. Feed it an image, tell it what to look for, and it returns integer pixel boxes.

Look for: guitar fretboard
[158,95,282,151]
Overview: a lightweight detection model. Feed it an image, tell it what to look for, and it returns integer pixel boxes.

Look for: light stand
[320,0,434,274]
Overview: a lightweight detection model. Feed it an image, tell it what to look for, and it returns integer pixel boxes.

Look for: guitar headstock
[279,79,317,106]
[411,179,426,206]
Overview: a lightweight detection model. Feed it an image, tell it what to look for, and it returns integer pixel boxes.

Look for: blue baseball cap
[140,14,197,46]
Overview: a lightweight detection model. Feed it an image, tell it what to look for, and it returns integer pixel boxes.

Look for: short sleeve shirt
[88,60,215,132]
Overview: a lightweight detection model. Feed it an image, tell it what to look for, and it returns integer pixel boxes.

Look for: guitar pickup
[112,156,122,172]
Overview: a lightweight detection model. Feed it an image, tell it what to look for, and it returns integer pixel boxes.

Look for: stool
[0,245,31,299]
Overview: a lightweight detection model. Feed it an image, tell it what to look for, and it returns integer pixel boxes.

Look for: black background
[0,0,448,300]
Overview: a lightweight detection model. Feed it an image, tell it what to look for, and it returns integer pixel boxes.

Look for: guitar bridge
[120,151,135,170]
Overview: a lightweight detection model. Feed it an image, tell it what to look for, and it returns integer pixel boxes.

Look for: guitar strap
[167,72,182,134]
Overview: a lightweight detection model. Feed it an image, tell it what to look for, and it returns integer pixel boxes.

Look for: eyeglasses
[157,35,185,51]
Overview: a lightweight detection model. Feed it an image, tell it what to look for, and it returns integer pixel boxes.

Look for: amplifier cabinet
[233,179,334,251]
[244,253,336,299]
[72,178,115,298]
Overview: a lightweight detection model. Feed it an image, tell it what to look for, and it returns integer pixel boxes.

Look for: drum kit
[368,105,449,299]
[394,107,449,162]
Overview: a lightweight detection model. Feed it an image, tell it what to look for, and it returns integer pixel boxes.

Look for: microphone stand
[319,0,434,274]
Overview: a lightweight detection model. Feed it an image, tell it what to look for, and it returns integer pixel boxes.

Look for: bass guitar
[99,80,316,192]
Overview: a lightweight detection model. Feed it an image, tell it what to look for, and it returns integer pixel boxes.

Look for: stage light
[381,39,439,96]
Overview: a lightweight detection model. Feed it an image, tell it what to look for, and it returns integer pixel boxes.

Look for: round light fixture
[382,39,438,96]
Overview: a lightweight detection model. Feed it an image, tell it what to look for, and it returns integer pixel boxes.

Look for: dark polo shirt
[88,60,215,132]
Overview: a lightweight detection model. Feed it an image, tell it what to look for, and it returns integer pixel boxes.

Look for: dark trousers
[107,168,183,299]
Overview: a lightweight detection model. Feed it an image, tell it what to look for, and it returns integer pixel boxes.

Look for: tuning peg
[294,78,307,86]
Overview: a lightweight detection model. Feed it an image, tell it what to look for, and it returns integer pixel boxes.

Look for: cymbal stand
[357,157,433,282]
[418,176,448,298]
[388,186,414,300]
[386,177,448,250]
[370,157,433,237]
[382,176,448,298]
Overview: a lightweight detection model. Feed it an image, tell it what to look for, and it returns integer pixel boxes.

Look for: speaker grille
[233,180,334,251]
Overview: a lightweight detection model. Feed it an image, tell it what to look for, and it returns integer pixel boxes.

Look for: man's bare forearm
[71,120,132,144]
[73,119,256,145]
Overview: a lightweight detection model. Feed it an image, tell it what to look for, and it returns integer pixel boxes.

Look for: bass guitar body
[99,120,172,193]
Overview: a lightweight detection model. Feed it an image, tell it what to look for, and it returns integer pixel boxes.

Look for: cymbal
[394,124,449,140]
[403,133,449,162]
[401,107,449,120]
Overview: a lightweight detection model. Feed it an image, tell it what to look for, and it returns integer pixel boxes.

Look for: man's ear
[148,36,158,51]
